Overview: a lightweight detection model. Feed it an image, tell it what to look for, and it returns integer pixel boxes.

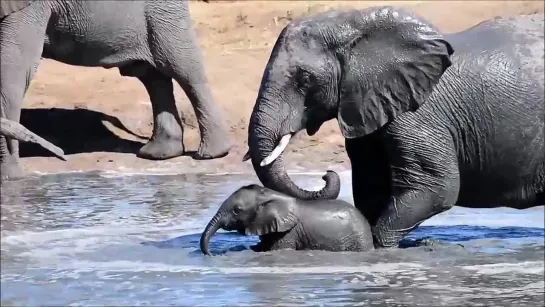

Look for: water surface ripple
[1,172,544,306]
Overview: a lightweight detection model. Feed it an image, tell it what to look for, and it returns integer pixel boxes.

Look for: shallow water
[1,171,544,306]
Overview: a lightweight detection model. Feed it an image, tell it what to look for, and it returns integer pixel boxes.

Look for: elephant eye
[302,73,311,84]
[233,206,242,215]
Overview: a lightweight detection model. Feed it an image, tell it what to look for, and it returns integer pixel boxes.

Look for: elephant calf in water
[200,172,374,254]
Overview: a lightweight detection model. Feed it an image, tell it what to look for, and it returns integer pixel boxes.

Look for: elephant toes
[1,160,26,182]
[193,137,231,160]
[137,137,185,160]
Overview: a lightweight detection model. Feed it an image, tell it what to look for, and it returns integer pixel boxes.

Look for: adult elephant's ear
[245,200,299,236]
[334,6,454,139]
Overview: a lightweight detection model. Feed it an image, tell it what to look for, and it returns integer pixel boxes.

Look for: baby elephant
[200,184,374,254]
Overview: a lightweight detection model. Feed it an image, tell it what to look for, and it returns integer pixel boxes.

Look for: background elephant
[200,171,374,254]
[0,0,231,180]
[245,7,545,248]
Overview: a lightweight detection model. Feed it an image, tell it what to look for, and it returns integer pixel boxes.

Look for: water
[1,171,544,306]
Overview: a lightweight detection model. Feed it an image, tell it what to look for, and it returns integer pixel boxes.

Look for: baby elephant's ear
[245,200,299,236]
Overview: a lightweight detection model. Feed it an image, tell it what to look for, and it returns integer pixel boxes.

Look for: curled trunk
[248,96,341,200]
[251,153,341,200]
[200,212,223,255]
[0,117,66,161]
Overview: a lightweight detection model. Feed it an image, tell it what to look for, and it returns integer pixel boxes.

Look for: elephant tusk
[242,150,251,162]
[260,134,291,167]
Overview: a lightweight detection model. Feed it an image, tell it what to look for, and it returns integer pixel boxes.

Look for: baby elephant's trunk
[200,212,224,255]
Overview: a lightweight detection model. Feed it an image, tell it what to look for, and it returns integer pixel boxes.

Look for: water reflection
[1,172,544,306]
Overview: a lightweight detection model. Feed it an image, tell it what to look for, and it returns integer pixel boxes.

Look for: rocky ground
[17,0,544,176]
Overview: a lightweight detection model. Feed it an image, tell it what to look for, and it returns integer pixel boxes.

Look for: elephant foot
[193,133,232,160]
[137,137,185,160]
[1,159,25,182]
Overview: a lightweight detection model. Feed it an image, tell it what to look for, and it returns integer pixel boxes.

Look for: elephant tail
[0,117,66,161]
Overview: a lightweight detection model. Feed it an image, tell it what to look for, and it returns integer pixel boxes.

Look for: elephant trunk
[0,117,66,161]
[248,92,341,201]
[200,212,224,255]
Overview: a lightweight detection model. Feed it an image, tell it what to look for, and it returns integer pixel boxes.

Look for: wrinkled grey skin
[0,0,231,181]
[247,6,545,248]
[200,171,374,254]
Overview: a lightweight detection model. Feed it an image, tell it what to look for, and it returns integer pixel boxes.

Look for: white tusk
[242,150,251,162]
[260,134,291,167]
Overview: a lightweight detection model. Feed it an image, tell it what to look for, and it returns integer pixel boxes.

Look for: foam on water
[462,261,545,275]
[46,261,427,275]
[29,169,87,176]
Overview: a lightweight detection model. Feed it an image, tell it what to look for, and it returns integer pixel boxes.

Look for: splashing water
[1,171,544,306]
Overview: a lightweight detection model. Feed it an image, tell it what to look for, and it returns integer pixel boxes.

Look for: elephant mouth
[250,232,289,252]
[305,107,333,136]
[306,125,320,136]
[305,114,324,136]
[223,223,244,234]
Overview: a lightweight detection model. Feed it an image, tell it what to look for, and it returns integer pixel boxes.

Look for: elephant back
[0,0,33,19]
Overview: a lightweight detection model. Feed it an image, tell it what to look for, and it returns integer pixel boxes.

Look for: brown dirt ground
[19,0,544,175]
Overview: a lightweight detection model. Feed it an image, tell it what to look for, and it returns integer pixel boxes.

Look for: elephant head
[200,180,340,255]
[245,6,454,200]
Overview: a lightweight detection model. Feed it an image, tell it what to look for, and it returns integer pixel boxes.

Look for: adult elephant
[245,7,545,248]
[0,0,231,180]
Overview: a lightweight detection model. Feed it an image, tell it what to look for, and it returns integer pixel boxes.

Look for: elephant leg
[0,5,50,180]
[168,52,231,160]
[537,192,545,206]
[120,63,185,160]
[346,129,392,226]
[146,12,231,160]
[372,123,461,248]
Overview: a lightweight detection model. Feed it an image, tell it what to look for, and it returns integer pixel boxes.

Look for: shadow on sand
[18,107,147,158]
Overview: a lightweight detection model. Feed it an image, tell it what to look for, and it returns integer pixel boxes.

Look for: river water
[1,171,544,306]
